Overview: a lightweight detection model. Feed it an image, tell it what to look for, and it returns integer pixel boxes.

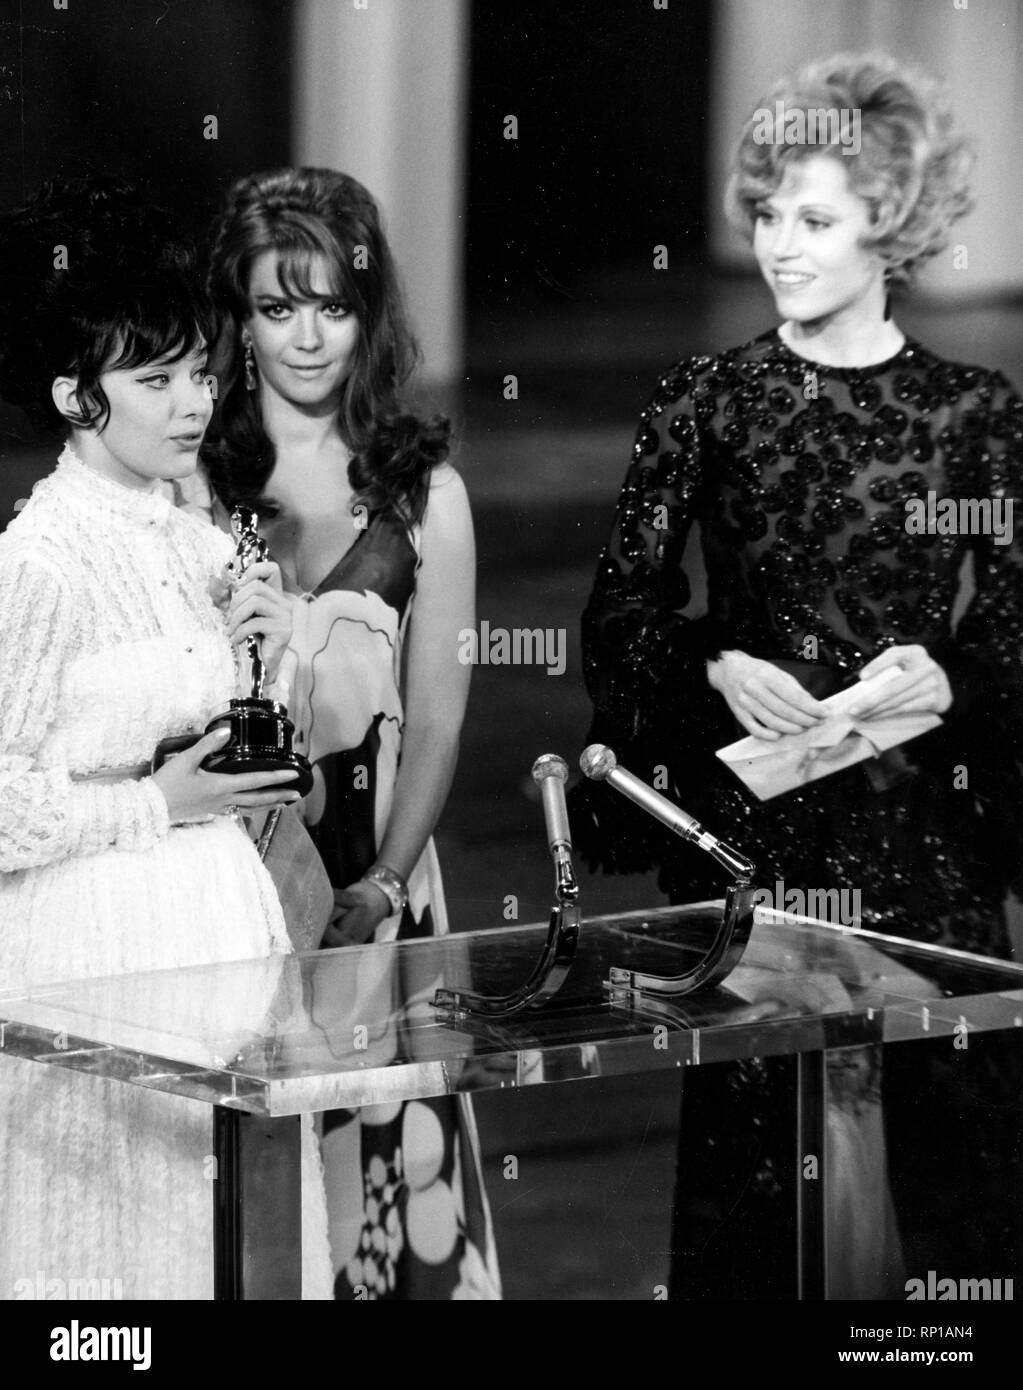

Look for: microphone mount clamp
[432,755,580,1020]
[579,746,759,1013]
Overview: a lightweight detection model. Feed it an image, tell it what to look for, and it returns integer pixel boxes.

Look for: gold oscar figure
[203,507,313,795]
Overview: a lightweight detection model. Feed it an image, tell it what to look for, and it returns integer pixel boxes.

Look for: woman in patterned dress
[201,167,501,1299]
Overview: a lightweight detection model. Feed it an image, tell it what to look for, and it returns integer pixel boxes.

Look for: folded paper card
[716,666,943,801]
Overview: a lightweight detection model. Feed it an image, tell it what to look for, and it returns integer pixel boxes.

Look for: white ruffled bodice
[0,445,288,980]
[0,449,337,1301]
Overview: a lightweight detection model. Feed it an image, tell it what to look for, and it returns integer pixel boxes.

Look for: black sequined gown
[573,329,1023,1298]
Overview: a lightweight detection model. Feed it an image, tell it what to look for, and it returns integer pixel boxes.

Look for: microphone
[580,744,754,881]
[531,754,577,899]
[532,754,572,853]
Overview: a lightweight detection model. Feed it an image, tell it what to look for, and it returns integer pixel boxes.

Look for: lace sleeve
[570,364,732,873]
[931,371,1023,894]
[0,552,170,873]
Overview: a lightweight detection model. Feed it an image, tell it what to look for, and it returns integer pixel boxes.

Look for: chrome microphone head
[580,744,617,780]
[532,753,569,784]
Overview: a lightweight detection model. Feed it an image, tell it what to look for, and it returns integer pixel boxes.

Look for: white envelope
[716,666,943,801]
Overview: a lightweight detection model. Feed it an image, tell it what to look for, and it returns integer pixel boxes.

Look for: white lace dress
[0,446,332,1300]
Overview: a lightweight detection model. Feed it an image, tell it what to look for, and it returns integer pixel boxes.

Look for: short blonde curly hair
[725,52,975,288]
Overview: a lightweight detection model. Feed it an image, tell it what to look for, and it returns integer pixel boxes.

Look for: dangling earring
[883,271,893,322]
[243,335,257,391]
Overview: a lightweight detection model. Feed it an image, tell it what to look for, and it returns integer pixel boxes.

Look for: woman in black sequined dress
[574,54,1023,1299]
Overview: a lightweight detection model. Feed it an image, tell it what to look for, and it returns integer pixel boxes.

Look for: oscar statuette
[202,506,314,795]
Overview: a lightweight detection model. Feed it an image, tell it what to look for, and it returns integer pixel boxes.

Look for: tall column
[709,0,1023,300]
[292,0,470,382]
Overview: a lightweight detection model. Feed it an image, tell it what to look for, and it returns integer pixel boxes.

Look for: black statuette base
[203,698,314,796]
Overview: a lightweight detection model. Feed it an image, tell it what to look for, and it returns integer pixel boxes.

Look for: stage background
[1,0,1021,1299]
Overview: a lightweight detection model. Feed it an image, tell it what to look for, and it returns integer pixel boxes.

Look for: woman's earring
[883,271,893,322]
[243,336,257,391]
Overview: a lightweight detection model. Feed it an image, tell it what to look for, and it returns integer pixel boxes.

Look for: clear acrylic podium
[2,903,1021,1299]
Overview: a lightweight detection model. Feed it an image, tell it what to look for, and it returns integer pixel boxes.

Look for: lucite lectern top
[1,904,1021,1115]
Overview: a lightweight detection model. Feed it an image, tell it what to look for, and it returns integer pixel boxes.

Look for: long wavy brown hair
[201,167,449,524]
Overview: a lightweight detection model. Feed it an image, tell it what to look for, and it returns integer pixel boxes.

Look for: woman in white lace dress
[0,178,332,1299]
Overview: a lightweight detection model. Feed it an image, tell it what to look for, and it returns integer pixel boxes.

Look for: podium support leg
[796,1050,827,1300]
[213,1110,303,1300]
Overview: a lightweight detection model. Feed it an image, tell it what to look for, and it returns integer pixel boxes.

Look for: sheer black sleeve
[931,371,1023,896]
[570,362,734,874]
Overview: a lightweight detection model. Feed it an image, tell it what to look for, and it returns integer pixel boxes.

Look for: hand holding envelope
[717,665,943,801]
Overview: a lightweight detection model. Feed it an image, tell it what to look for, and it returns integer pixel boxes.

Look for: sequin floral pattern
[573,330,1023,955]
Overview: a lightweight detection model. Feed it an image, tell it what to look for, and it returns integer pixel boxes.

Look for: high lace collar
[52,443,174,528]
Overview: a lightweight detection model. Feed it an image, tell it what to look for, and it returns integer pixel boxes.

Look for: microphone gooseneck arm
[431,754,581,1019]
[580,744,755,883]
[581,744,759,1005]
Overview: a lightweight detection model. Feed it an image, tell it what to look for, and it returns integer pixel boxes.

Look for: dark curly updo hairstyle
[201,167,449,526]
[0,175,214,435]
